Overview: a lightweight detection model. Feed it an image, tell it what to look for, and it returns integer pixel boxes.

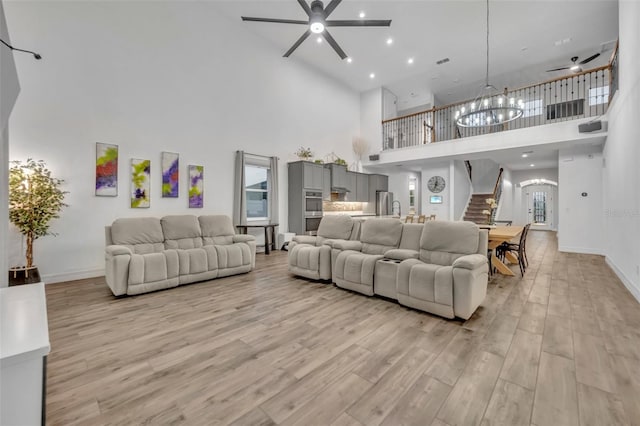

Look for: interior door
[525,185,554,231]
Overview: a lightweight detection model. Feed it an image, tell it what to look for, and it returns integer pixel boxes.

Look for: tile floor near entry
[44,231,640,425]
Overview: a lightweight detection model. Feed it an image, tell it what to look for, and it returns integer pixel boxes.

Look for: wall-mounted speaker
[578,120,602,133]
[369,154,380,161]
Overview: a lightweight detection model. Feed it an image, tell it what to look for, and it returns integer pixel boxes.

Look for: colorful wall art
[131,159,151,208]
[95,143,118,196]
[188,165,204,208]
[161,152,179,198]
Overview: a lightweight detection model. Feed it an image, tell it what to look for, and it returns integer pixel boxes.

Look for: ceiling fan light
[310,21,324,33]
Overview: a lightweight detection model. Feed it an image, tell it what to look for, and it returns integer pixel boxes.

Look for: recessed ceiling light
[346,57,353,63]
[530,164,535,167]
[359,11,366,18]
[522,154,528,158]
[316,36,322,44]
[369,73,375,79]
[407,58,414,64]
[386,38,393,45]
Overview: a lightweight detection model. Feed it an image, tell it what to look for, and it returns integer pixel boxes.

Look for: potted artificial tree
[8,159,67,286]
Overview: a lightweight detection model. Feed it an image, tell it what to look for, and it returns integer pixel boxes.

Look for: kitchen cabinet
[301,162,324,190]
[288,161,325,235]
[368,174,389,203]
[356,173,369,202]
[346,171,357,201]
[323,168,331,201]
[326,164,348,189]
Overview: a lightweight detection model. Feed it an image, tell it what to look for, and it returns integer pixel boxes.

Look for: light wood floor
[45,231,640,426]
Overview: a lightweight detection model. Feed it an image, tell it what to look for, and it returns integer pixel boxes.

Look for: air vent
[436,57,450,65]
[546,99,584,120]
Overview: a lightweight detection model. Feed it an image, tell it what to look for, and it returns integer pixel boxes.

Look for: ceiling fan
[241,0,392,60]
[546,53,601,73]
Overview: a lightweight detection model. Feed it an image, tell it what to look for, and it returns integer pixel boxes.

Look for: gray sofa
[287,215,361,280]
[288,217,488,320]
[105,215,255,296]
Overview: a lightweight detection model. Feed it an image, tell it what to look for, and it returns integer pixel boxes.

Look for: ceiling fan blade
[284,30,311,57]
[546,66,570,72]
[241,17,309,25]
[322,29,347,60]
[296,0,312,17]
[326,19,392,27]
[579,52,600,65]
[323,0,342,18]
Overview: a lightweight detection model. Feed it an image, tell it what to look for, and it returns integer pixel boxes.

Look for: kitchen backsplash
[323,201,365,212]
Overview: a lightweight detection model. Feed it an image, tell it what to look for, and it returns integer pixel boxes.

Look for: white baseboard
[605,256,640,303]
[42,268,105,284]
[557,246,603,255]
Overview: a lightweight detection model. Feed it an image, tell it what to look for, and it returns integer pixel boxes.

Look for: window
[245,164,269,220]
[522,99,543,118]
[408,177,416,211]
[589,86,609,106]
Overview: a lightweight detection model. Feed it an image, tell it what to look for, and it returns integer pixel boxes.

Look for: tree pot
[8,266,41,286]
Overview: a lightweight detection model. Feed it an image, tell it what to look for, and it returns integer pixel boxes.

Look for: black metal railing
[382,45,618,151]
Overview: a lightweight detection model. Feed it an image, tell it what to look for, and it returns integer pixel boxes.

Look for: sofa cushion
[161,215,203,250]
[419,221,480,266]
[317,215,354,240]
[199,215,236,245]
[360,218,403,255]
[111,217,165,254]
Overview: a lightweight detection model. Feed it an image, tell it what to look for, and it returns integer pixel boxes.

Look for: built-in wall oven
[304,191,323,234]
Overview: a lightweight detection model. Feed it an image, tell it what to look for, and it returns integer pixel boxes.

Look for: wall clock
[427,176,446,193]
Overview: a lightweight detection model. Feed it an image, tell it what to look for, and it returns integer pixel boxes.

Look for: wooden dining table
[487,225,524,276]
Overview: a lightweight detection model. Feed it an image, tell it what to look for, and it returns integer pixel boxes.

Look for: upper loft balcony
[369,46,618,167]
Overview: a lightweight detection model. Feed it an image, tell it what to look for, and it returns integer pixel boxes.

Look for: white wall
[558,146,603,254]
[360,87,383,155]
[5,1,360,283]
[386,170,421,216]
[452,160,472,220]
[421,161,450,220]
[1,0,21,286]
[601,0,640,301]
[468,159,501,193]
[496,167,513,222]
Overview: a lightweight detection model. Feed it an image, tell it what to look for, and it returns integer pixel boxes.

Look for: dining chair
[429,214,436,221]
[404,215,414,223]
[417,215,426,223]
[497,223,530,277]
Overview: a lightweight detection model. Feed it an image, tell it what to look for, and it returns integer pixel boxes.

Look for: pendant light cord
[485,0,490,88]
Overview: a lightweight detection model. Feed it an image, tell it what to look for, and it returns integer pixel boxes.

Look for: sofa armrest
[384,249,419,261]
[332,240,363,251]
[292,235,318,245]
[233,234,256,243]
[452,254,488,270]
[106,245,132,256]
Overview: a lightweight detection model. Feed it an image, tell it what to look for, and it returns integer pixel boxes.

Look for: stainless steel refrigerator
[376,191,394,216]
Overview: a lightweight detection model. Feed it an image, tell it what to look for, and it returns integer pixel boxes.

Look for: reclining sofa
[289,217,488,320]
[105,215,255,296]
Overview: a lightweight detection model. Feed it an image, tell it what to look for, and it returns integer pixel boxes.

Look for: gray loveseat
[105,215,255,296]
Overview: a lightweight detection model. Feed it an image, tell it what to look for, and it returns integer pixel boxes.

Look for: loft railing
[381,46,618,151]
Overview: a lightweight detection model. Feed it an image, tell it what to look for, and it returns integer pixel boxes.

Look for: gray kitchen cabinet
[368,174,389,203]
[346,171,357,201]
[301,162,324,190]
[326,164,348,189]
[356,173,369,202]
[323,168,331,201]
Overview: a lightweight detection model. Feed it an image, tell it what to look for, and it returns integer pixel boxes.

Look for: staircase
[464,193,493,224]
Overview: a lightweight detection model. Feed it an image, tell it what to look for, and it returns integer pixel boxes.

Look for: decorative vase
[8,266,41,286]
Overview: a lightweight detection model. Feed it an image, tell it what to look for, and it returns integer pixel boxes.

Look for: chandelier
[455,0,523,128]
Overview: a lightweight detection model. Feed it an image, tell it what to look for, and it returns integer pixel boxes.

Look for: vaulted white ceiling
[218,0,618,105]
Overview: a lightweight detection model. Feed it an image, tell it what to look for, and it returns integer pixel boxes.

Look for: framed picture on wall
[430,195,443,204]
[95,143,118,196]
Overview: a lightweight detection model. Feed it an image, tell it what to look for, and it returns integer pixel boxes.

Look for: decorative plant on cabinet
[8,159,67,285]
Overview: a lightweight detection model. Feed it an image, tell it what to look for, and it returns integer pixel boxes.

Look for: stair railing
[464,160,472,181]
[490,168,504,224]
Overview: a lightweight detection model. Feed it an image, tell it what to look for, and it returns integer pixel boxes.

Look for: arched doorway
[520,179,558,231]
